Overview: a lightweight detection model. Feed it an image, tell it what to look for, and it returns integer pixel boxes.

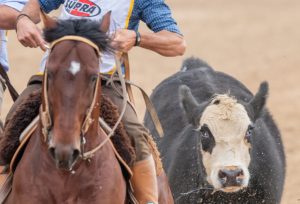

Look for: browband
[50,35,100,56]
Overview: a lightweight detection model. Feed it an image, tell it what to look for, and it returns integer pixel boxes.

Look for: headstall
[40,36,101,161]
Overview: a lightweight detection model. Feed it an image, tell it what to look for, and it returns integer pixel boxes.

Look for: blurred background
[3,0,300,202]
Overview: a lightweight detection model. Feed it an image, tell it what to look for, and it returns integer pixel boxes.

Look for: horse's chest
[12,177,120,204]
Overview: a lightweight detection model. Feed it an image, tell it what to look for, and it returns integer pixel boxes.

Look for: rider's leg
[102,84,159,204]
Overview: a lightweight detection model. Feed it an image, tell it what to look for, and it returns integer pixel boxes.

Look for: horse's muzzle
[49,144,80,170]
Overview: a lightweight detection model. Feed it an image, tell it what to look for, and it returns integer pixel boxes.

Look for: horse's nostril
[49,147,56,159]
[72,149,80,162]
[48,145,80,169]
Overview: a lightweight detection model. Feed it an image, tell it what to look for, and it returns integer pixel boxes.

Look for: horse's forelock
[44,19,113,53]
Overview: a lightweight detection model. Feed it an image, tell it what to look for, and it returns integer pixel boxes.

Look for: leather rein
[40,35,124,162]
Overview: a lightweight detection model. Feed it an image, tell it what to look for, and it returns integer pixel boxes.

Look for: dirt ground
[2,0,300,203]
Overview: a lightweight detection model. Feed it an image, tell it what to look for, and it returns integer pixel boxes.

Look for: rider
[2,0,186,203]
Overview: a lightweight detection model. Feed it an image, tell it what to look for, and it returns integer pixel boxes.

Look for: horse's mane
[44,19,113,53]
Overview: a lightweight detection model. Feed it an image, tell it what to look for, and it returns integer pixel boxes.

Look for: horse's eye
[47,71,54,80]
[245,124,254,143]
[90,75,98,83]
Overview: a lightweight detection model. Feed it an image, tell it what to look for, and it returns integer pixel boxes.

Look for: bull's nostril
[49,147,56,159]
[218,170,227,185]
[236,169,244,177]
[218,170,226,178]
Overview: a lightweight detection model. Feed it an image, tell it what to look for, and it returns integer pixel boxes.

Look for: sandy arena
[2,0,300,203]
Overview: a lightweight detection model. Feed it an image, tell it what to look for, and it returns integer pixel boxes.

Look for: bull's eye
[201,129,210,138]
[245,124,254,143]
[199,124,215,153]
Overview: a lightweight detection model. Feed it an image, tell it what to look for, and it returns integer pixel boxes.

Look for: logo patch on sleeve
[64,0,101,17]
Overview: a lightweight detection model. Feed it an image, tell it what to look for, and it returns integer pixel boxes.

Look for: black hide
[144,57,285,204]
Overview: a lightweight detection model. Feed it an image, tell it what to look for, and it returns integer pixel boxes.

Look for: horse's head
[41,13,112,170]
[179,82,268,192]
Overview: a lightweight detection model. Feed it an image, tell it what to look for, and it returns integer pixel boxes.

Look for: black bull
[144,57,285,203]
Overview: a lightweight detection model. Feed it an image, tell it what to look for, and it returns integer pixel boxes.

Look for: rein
[82,56,128,159]
[0,63,19,102]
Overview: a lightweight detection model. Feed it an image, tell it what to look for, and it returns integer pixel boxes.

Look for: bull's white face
[198,95,253,193]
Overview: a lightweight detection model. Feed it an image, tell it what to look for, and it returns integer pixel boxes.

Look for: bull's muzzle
[218,166,244,190]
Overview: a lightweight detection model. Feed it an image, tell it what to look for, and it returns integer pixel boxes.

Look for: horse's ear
[247,81,269,121]
[179,85,206,126]
[40,11,57,29]
[100,11,111,33]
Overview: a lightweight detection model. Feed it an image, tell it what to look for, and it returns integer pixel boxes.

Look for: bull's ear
[179,85,205,126]
[248,81,269,121]
[100,11,111,33]
[41,11,57,29]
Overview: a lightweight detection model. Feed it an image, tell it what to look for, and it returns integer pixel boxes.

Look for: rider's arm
[138,30,185,57]
[15,0,61,50]
[138,0,186,56]
[0,1,26,29]
[112,0,186,57]
[0,6,19,29]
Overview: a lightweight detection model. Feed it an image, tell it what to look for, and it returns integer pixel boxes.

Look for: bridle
[40,35,103,162]
[39,34,161,168]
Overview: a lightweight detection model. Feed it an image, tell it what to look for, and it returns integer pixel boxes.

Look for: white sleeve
[0,0,28,11]
[0,30,9,71]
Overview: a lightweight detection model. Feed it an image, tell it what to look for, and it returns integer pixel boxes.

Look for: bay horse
[3,12,173,203]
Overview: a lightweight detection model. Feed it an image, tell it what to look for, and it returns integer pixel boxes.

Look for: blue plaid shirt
[40,0,181,35]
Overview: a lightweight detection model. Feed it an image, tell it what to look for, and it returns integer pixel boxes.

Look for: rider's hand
[16,16,47,51]
[111,29,136,53]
